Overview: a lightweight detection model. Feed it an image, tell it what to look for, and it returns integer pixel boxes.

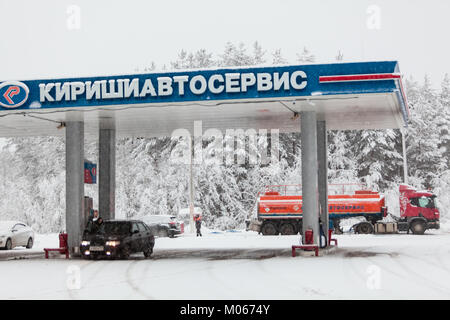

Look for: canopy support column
[65,121,85,256]
[317,120,328,247]
[99,128,116,220]
[301,111,320,245]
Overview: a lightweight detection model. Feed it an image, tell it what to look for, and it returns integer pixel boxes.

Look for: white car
[0,221,34,250]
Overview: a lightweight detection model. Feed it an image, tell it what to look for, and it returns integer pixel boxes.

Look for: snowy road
[1,230,450,299]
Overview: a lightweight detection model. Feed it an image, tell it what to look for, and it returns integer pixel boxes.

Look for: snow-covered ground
[1,227,450,300]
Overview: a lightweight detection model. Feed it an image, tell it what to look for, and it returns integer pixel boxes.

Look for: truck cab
[398,184,440,234]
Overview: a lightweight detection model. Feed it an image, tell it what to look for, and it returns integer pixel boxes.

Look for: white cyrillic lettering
[121,78,140,98]
[273,72,289,90]
[208,74,224,94]
[70,81,85,101]
[85,81,101,100]
[55,83,71,101]
[102,80,122,99]
[140,79,157,97]
[290,71,307,90]
[225,73,240,93]
[190,75,207,95]
[241,73,256,92]
[39,83,54,102]
[173,76,189,95]
[257,73,272,91]
[157,77,173,96]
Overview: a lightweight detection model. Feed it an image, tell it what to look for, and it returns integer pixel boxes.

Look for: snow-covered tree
[404,75,447,188]
[335,50,344,62]
[252,41,266,65]
[296,46,315,63]
[350,129,403,191]
[272,48,289,65]
[219,42,254,67]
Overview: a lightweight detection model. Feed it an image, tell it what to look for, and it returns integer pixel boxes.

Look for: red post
[328,229,338,246]
[304,229,313,245]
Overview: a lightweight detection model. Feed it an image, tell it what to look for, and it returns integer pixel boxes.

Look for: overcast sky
[0,0,449,88]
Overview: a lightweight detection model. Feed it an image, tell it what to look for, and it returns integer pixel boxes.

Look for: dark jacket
[86,217,104,233]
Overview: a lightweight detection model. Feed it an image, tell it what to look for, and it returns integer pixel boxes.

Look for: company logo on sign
[0,81,30,108]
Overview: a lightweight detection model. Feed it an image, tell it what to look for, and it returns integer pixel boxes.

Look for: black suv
[80,220,155,259]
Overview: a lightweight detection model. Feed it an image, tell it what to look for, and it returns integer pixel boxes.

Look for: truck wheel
[280,223,296,235]
[261,222,278,236]
[355,222,374,234]
[410,221,426,235]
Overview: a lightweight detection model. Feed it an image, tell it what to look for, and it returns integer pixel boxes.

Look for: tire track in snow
[64,257,152,299]
[341,247,381,295]
[67,259,112,299]
[364,248,450,297]
[124,258,155,299]
[205,251,265,299]
[260,260,330,298]
[385,245,450,296]
[434,245,450,273]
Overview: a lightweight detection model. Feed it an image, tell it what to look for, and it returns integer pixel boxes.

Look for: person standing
[194,214,202,237]
[86,210,103,233]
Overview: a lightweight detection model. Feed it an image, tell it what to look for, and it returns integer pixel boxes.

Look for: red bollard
[328,229,338,246]
[59,233,68,254]
[304,229,313,244]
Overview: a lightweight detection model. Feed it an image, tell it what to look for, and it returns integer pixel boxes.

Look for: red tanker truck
[249,184,439,235]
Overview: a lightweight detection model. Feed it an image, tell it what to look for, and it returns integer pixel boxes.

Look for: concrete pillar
[99,128,116,220]
[317,120,328,247]
[65,121,85,256]
[301,111,320,245]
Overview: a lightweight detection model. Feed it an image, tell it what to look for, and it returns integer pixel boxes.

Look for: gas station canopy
[0,61,408,137]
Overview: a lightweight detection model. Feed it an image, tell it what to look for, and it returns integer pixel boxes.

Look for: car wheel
[143,242,153,258]
[4,238,12,250]
[26,237,33,249]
